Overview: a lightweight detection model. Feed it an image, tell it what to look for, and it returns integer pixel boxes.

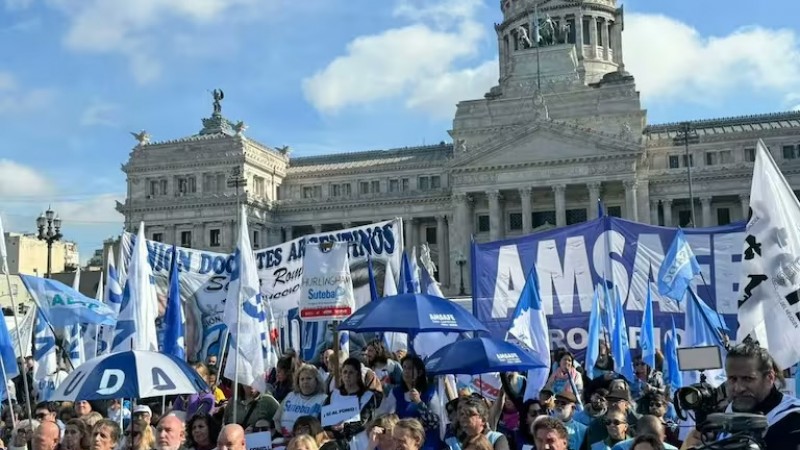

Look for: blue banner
[472,217,744,359]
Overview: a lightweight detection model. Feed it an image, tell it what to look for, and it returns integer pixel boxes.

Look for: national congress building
[117,0,800,295]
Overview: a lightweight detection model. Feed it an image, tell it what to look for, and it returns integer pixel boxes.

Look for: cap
[555,391,577,404]
[133,405,152,415]
[606,386,632,402]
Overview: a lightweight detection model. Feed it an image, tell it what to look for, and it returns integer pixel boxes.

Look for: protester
[62,418,91,450]
[127,418,156,450]
[288,434,319,450]
[545,352,583,397]
[33,420,60,450]
[364,340,403,394]
[391,419,426,450]
[74,401,93,419]
[322,357,381,450]
[591,409,630,450]
[9,419,39,450]
[186,413,221,450]
[216,424,246,450]
[532,417,569,450]
[366,413,398,450]
[156,415,185,450]
[91,419,121,450]
[377,355,441,450]
[447,395,508,450]
[222,384,279,429]
[273,363,327,437]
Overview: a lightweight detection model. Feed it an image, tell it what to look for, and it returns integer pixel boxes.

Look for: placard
[300,243,355,322]
[321,395,361,427]
[245,431,271,450]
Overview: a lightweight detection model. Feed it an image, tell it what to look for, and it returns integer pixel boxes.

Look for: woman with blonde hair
[288,434,319,450]
[126,418,156,450]
[273,364,327,437]
[391,419,425,450]
[367,414,399,450]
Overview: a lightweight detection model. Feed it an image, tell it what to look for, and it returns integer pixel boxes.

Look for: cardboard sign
[245,431,272,450]
[321,395,361,427]
[299,243,355,322]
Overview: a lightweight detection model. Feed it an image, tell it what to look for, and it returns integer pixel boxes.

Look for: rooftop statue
[212,89,224,114]
[130,130,151,146]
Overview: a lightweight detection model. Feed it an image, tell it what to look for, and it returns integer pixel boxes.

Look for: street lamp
[456,251,467,296]
[36,207,62,278]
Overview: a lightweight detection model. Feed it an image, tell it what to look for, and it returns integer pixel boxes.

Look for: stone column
[739,195,750,220]
[436,215,449,285]
[487,190,503,241]
[601,18,610,60]
[663,199,673,227]
[520,187,533,234]
[589,15,598,58]
[553,184,567,227]
[700,197,713,227]
[613,13,625,69]
[450,193,473,292]
[650,200,659,225]
[588,182,601,219]
[575,11,584,59]
[623,180,639,221]
[414,219,424,246]
[404,217,417,251]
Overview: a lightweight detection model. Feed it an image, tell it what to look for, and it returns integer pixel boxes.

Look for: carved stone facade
[118,0,800,296]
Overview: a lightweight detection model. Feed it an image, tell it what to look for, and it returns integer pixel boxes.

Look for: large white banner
[300,243,355,322]
[122,219,402,362]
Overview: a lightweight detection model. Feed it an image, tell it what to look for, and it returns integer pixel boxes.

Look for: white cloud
[0,159,55,197]
[302,0,496,118]
[81,101,120,127]
[0,71,55,115]
[624,13,800,107]
[53,193,124,225]
[53,0,267,84]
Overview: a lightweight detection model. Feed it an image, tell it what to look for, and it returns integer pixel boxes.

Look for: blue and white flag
[507,269,551,400]
[0,301,19,401]
[602,281,615,339]
[82,275,105,360]
[658,228,701,302]
[398,252,416,294]
[640,283,656,369]
[223,207,276,392]
[20,275,117,328]
[162,245,185,360]
[99,247,123,356]
[112,222,158,353]
[665,316,682,394]
[63,269,85,369]
[33,307,58,396]
[612,287,634,382]
[412,264,459,358]
[382,262,407,353]
[685,290,727,386]
[585,285,602,376]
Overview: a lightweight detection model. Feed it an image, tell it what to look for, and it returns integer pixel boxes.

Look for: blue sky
[1,0,799,263]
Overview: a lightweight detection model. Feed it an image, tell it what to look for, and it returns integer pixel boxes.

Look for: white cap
[133,405,152,415]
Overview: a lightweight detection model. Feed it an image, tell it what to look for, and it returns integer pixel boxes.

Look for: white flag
[82,274,104,360]
[223,207,276,392]
[737,140,800,368]
[63,269,85,369]
[112,222,158,352]
[382,262,407,353]
[0,216,8,273]
[99,247,123,356]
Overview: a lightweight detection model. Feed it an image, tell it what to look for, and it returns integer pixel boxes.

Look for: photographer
[683,343,800,449]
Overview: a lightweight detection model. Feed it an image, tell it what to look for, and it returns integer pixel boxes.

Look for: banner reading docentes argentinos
[472,216,745,359]
[121,219,402,362]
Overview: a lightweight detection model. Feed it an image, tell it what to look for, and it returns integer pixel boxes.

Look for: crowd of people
[1,338,796,450]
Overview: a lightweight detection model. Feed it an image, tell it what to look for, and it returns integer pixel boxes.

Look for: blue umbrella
[424,337,549,375]
[337,293,488,334]
[50,350,208,401]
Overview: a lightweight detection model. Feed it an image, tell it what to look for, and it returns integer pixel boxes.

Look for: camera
[673,346,727,426]
[693,413,767,450]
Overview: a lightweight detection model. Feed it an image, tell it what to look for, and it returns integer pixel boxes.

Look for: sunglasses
[605,419,626,426]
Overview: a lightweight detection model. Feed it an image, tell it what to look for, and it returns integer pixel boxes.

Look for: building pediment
[449,119,642,171]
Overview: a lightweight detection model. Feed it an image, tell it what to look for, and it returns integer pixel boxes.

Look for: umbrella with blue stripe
[50,350,208,401]
[424,337,549,375]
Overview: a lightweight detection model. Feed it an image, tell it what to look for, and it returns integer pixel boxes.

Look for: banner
[300,243,355,322]
[472,217,744,359]
[122,219,402,362]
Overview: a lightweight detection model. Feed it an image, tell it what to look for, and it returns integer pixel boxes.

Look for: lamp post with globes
[456,251,467,296]
[36,208,62,278]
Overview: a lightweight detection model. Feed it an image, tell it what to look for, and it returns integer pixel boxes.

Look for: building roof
[643,110,800,140]
[287,143,453,174]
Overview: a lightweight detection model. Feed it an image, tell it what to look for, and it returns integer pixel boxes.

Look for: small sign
[299,243,355,322]
[245,431,271,450]
[321,395,361,427]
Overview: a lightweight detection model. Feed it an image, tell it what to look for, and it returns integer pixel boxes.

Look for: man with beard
[551,391,587,450]
[573,389,609,426]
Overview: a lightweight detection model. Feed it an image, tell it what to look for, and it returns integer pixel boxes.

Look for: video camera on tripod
[672,346,767,450]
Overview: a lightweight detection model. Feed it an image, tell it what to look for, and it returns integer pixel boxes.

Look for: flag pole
[2,271,33,424]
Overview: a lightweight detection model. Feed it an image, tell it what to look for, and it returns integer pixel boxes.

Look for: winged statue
[130,130,151,146]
